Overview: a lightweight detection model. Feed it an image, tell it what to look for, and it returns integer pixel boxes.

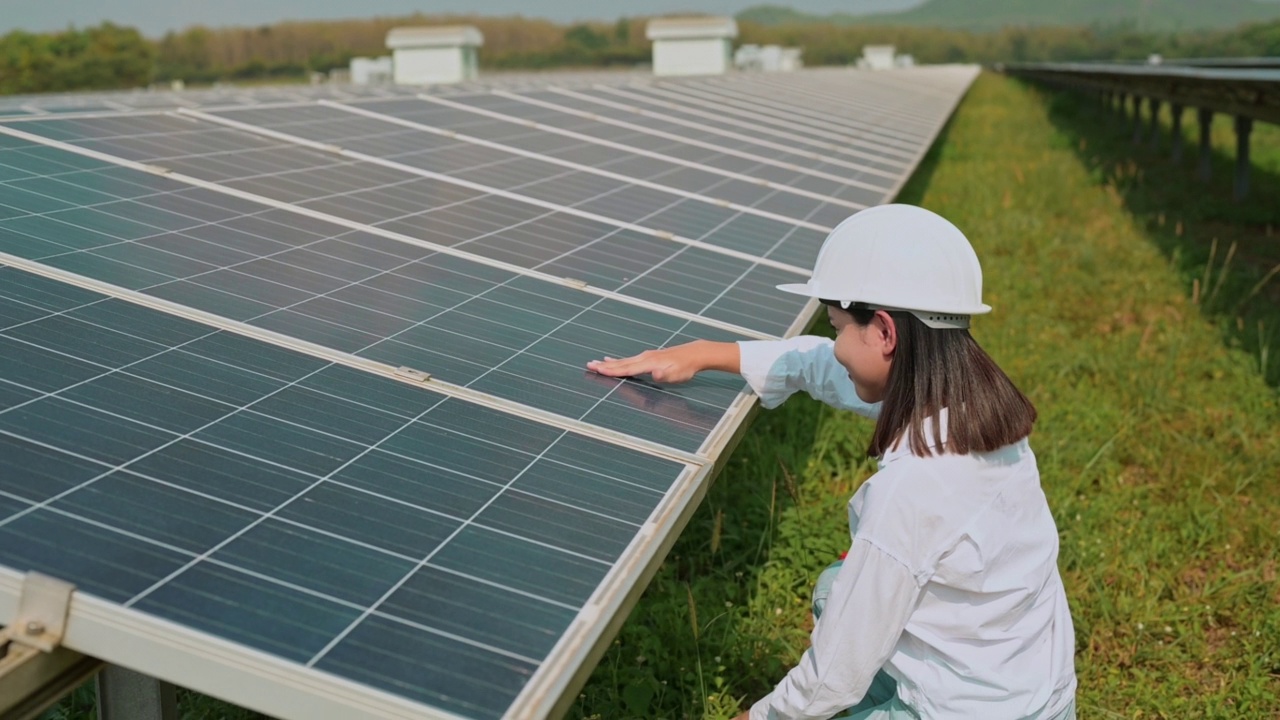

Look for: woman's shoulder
[855,445,1040,571]
[863,442,1037,511]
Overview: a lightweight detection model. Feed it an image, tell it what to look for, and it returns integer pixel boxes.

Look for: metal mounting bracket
[8,573,74,653]
[1,573,99,720]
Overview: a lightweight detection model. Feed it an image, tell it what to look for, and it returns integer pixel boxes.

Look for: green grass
[42,73,1280,719]
[1055,93,1280,390]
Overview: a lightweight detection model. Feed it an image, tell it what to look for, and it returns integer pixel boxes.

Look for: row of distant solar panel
[2,115,813,339]
[0,65,980,720]
[202,104,836,263]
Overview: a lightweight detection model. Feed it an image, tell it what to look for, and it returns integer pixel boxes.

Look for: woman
[588,205,1077,720]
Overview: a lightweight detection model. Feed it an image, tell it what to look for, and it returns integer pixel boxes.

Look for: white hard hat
[777,204,991,329]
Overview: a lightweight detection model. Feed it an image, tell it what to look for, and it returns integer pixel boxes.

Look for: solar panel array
[0,65,978,720]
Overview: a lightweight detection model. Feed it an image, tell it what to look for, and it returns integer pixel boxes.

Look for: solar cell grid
[185,106,832,269]
[673,80,937,144]
[696,77,942,137]
[513,88,910,177]
[453,91,894,194]
[347,97,869,227]
[0,67,943,119]
[596,85,920,161]
[214,98,869,217]
[1,227,751,457]
[4,119,818,335]
[0,265,696,718]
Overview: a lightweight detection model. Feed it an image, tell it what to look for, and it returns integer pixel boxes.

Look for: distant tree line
[0,23,153,94]
[3,14,1279,95]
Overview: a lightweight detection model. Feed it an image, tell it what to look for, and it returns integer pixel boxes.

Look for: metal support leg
[1170,104,1185,163]
[1235,115,1253,202]
[1132,96,1144,144]
[1148,99,1162,148]
[1197,108,1214,181]
[96,666,177,720]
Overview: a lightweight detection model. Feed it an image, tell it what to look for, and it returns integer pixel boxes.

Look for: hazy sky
[4,0,921,37]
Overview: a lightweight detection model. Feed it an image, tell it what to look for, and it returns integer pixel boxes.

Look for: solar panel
[0,265,699,719]
[197,104,833,260]
[692,78,941,138]
[333,96,868,230]
[2,116,813,338]
[0,65,979,720]
[0,164,756,453]
[506,88,912,176]
[427,92,890,203]
[588,84,922,158]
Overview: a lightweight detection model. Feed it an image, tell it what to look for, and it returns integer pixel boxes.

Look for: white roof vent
[386,25,484,50]
[385,25,484,86]
[646,17,738,77]
[645,17,738,41]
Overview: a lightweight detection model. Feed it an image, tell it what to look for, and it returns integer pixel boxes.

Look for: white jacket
[740,336,1077,720]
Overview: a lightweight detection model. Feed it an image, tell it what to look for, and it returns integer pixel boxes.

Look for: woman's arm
[588,337,879,417]
[749,539,920,720]
[586,339,739,382]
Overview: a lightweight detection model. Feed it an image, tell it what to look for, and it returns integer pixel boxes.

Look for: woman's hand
[586,340,740,384]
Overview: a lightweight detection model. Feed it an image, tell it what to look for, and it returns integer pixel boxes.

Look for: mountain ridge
[738,0,1280,32]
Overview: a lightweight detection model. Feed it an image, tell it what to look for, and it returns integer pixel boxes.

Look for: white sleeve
[749,539,920,720]
[738,337,880,417]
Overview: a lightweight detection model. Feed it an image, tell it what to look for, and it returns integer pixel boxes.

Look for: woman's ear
[872,310,897,356]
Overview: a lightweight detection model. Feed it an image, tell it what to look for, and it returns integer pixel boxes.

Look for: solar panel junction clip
[1,573,100,717]
[394,366,432,383]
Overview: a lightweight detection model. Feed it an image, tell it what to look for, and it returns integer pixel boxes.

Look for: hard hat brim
[776,282,817,297]
[777,281,993,320]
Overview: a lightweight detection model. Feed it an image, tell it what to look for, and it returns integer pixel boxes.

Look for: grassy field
[42,73,1280,719]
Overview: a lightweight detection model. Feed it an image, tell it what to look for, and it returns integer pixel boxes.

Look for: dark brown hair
[844,305,1037,457]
